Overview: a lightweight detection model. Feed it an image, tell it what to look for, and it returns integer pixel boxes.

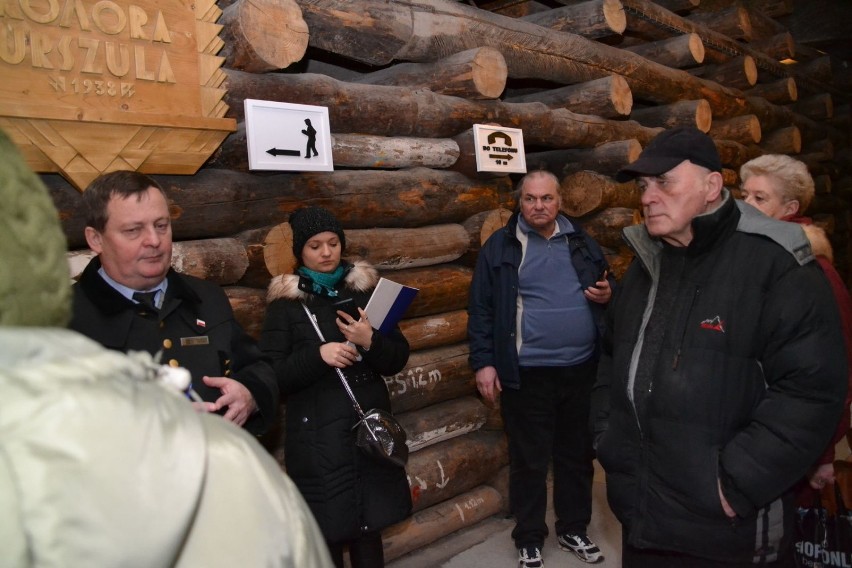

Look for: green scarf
[298,265,345,297]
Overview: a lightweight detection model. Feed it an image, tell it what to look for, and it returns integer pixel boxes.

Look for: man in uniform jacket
[70,170,278,436]
[592,127,847,567]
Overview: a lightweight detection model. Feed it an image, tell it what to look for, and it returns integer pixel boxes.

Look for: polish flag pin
[196,319,206,328]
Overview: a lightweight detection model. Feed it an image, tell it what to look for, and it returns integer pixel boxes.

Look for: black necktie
[133,291,159,313]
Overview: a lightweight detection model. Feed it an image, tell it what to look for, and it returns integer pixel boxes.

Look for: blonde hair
[739,154,815,213]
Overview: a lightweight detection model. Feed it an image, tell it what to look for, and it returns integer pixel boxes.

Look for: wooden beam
[686,4,753,41]
[791,93,834,121]
[399,396,489,454]
[399,310,469,352]
[526,139,643,178]
[224,70,659,146]
[690,55,758,90]
[749,32,795,61]
[383,485,503,562]
[46,168,513,248]
[709,114,762,145]
[759,126,802,155]
[503,75,633,118]
[559,171,641,216]
[388,343,474,412]
[623,33,705,68]
[354,47,508,100]
[521,0,627,38]
[209,123,461,171]
[652,0,699,13]
[580,207,642,249]
[293,0,763,118]
[630,99,712,132]
[745,77,797,104]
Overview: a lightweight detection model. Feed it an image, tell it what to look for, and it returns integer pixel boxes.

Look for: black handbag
[301,303,408,468]
[794,480,852,567]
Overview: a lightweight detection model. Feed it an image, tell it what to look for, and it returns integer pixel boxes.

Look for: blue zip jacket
[467,210,613,389]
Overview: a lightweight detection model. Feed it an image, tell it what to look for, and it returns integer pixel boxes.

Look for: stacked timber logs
[47,0,851,562]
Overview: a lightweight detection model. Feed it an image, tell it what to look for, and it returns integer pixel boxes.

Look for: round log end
[479,208,512,245]
[235,0,309,72]
[790,127,802,154]
[687,33,705,65]
[746,115,762,144]
[787,77,798,103]
[472,47,509,99]
[743,55,758,88]
[625,138,642,163]
[263,222,297,278]
[735,6,753,43]
[611,74,634,117]
[560,171,605,218]
[695,99,713,133]
[603,0,627,35]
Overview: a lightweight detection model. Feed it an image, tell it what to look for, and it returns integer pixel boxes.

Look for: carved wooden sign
[0,0,236,191]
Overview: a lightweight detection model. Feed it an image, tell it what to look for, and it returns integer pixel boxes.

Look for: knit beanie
[289,206,346,262]
[0,128,71,327]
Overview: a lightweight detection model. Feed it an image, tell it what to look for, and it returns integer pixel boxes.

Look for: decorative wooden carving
[1,0,235,190]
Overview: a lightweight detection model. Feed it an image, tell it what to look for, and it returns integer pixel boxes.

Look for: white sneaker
[518,545,544,568]
[558,533,603,563]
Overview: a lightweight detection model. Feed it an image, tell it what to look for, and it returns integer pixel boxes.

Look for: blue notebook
[364,277,419,335]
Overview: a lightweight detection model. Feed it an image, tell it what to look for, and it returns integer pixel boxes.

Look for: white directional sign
[472,124,527,174]
[244,99,333,171]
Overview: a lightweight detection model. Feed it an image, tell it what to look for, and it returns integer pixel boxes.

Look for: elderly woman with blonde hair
[740,153,852,493]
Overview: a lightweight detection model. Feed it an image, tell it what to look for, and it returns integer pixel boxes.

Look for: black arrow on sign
[266,147,301,157]
[489,153,514,161]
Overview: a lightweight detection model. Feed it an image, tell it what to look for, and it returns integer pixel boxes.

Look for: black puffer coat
[592,196,847,563]
[260,260,412,543]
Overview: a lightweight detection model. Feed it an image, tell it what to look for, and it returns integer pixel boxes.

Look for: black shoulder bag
[301,302,408,468]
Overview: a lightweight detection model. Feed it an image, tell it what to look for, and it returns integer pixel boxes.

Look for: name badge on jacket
[180,336,210,347]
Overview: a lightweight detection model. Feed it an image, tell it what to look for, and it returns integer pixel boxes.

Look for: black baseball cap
[615,127,722,182]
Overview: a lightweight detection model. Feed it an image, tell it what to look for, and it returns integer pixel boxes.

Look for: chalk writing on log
[384,367,443,395]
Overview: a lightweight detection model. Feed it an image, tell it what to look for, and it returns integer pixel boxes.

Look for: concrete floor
[388,461,621,568]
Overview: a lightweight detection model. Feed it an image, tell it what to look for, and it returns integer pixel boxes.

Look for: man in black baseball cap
[615,126,722,183]
[592,126,846,567]
[615,126,724,247]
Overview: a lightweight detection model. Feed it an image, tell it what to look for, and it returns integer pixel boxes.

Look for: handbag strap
[300,302,366,419]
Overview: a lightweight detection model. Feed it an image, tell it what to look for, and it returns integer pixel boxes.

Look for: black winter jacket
[468,211,612,389]
[592,195,847,563]
[70,256,279,435]
[259,260,412,543]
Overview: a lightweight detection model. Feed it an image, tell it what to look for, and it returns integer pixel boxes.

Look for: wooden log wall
[47,0,851,562]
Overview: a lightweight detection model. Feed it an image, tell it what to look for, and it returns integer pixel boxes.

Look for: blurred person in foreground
[0,129,331,567]
[69,170,278,435]
[260,206,412,568]
[592,127,847,567]
[468,170,614,567]
[740,153,852,494]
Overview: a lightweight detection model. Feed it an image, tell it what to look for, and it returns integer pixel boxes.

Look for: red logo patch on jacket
[699,316,725,333]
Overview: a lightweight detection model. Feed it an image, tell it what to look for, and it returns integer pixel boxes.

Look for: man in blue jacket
[593,127,847,567]
[468,170,614,567]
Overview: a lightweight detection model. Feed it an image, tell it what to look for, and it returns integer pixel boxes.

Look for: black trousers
[327,531,384,568]
[500,359,597,548]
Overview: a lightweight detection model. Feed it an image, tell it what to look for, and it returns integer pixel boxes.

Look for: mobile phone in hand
[332,297,360,321]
